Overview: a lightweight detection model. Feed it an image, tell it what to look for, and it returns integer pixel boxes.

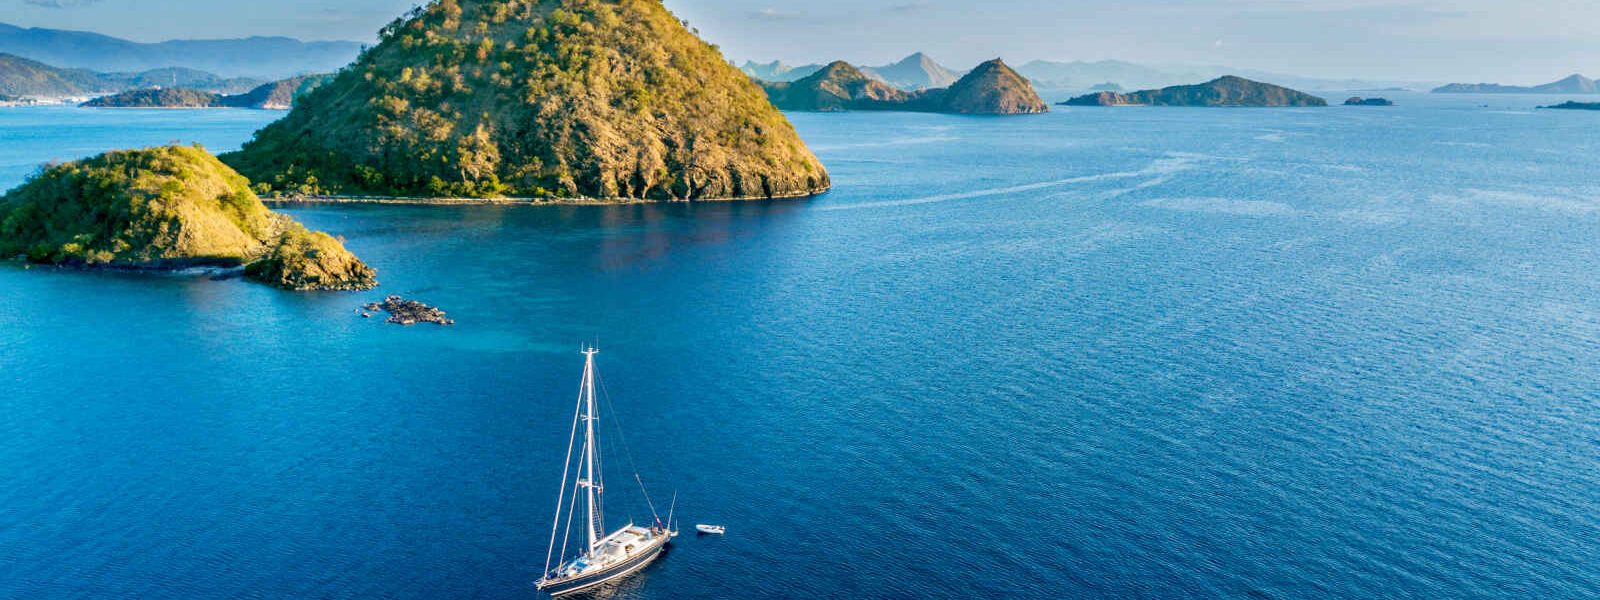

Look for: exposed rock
[244,223,377,291]
[363,295,454,326]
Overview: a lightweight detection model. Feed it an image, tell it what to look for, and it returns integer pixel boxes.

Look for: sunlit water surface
[2,95,1598,599]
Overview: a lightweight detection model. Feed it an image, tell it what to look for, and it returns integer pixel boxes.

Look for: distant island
[1344,97,1394,106]
[82,87,227,108]
[0,21,361,80]
[1060,76,1327,107]
[859,53,964,90]
[1088,82,1124,92]
[1432,74,1597,94]
[0,145,375,291]
[740,60,825,83]
[222,0,829,201]
[1539,101,1600,111]
[761,59,1048,115]
[82,74,332,110]
[742,53,965,91]
[0,53,260,99]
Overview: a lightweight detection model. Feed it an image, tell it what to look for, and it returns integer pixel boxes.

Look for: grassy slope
[224,0,829,201]
[0,145,377,290]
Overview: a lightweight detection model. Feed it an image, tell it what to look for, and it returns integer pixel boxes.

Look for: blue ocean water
[1,96,1599,599]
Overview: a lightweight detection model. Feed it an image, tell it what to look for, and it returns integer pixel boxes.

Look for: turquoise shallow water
[1,96,1599,599]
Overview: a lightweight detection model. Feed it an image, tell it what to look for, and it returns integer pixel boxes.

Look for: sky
[5,0,1598,83]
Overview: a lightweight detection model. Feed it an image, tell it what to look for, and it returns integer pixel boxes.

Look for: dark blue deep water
[2,96,1599,599]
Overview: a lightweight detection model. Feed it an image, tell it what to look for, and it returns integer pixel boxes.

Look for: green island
[1061,76,1327,107]
[760,58,1048,115]
[1540,101,1600,111]
[0,144,376,291]
[220,0,830,201]
[82,87,227,108]
[81,74,334,109]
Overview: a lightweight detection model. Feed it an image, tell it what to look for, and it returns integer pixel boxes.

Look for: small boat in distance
[696,524,726,535]
[537,348,677,597]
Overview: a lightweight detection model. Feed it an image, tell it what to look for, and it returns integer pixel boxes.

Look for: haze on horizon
[4,0,1596,84]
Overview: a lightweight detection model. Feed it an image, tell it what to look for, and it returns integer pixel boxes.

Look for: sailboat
[538,348,676,596]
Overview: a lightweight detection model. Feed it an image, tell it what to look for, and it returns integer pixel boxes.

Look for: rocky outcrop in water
[364,296,454,326]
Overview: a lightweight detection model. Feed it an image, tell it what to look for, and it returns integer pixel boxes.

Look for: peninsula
[0,145,376,291]
[222,0,829,202]
[1060,76,1327,107]
[82,74,332,109]
[1539,101,1600,111]
[1432,74,1597,94]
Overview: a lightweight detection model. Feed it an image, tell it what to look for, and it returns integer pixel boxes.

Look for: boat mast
[581,347,602,553]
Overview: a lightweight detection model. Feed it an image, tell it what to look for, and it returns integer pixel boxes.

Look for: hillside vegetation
[224,0,829,201]
[0,145,376,291]
[762,59,1047,115]
[1062,76,1327,107]
[81,87,224,108]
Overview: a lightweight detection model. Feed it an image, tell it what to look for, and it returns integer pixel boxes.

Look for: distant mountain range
[858,53,963,90]
[0,53,260,97]
[0,22,362,79]
[742,53,965,91]
[1015,60,1425,92]
[1432,74,1597,94]
[740,60,826,83]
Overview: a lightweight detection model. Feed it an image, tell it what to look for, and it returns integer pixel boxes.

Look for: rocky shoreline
[263,188,830,207]
[362,296,454,326]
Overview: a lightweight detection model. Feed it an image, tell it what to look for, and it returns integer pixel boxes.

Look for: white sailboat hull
[539,531,669,596]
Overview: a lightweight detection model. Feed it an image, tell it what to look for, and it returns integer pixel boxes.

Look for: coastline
[263,187,831,207]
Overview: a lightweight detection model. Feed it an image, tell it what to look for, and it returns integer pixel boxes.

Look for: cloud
[749,7,802,21]
[23,0,101,7]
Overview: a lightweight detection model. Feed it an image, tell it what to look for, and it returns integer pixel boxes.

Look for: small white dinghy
[695,524,726,535]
